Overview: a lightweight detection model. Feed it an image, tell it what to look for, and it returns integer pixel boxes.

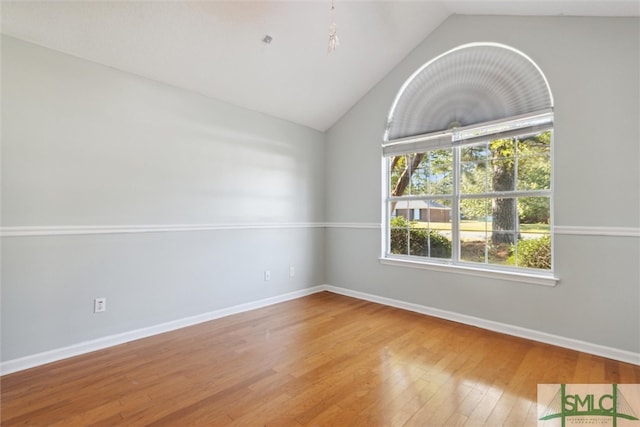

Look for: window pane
[511,233,551,270]
[517,131,551,191]
[489,159,516,192]
[390,227,409,255]
[461,143,490,162]
[408,228,427,256]
[489,197,518,245]
[517,130,551,157]
[429,229,452,259]
[409,227,452,259]
[389,154,417,197]
[390,200,410,224]
[485,197,516,266]
[461,234,488,264]
[426,149,454,195]
[388,155,403,196]
[411,149,454,195]
[425,198,452,259]
[487,138,516,192]
[460,198,489,263]
[516,197,551,269]
[460,159,489,194]
[410,166,429,195]
[518,196,550,225]
[389,203,410,255]
[517,155,550,191]
[489,138,516,159]
[425,198,452,223]
[460,197,489,222]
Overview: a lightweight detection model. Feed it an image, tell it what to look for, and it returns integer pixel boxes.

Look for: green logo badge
[538,384,640,427]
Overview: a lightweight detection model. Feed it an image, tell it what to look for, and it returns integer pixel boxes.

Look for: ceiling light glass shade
[328,22,339,53]
[328,0,338,53]
[384,43,554,142]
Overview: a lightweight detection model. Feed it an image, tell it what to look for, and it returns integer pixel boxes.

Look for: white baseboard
[2,284,637,375]
[0,286,325,375]
[323,285,640,366]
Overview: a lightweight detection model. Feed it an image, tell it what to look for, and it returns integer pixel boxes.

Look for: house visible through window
[382,43,555,277]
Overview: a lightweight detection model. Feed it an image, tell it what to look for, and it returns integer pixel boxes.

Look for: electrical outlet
[94,297,106,313]
[289,266,295,277]
[264,270,271,281]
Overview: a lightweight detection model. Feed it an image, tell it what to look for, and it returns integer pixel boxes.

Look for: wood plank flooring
[2,291,639,426]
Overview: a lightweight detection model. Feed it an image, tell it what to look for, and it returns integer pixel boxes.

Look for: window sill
[379,257,559,287]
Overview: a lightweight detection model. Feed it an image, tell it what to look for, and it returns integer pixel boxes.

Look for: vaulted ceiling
[2,1,638,131]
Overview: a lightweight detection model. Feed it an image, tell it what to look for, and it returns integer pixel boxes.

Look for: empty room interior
[1,1,639,425]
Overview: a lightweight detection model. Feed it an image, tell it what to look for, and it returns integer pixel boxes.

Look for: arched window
[382,43,555,283]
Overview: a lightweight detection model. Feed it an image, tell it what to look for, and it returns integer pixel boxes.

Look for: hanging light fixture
[328,0,339,53]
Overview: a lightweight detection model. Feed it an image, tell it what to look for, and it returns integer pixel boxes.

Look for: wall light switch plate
[94,297,106,313]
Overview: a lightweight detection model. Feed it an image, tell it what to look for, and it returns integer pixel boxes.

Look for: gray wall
[325,16,640,353]
[1,36,326,361]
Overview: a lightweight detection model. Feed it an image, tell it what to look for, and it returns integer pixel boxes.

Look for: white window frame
[381,111,558,286]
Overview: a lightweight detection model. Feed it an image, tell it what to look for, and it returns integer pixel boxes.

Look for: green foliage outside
[519,196,550,224]
[508,235,552,270]
[390,216,451,258]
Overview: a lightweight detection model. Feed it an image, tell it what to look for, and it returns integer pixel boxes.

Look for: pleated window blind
[383,43,554,156]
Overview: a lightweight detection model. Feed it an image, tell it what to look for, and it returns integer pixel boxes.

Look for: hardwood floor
[2,291,639,426]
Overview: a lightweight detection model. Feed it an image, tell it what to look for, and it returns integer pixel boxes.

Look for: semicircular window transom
[385,43,553,142]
